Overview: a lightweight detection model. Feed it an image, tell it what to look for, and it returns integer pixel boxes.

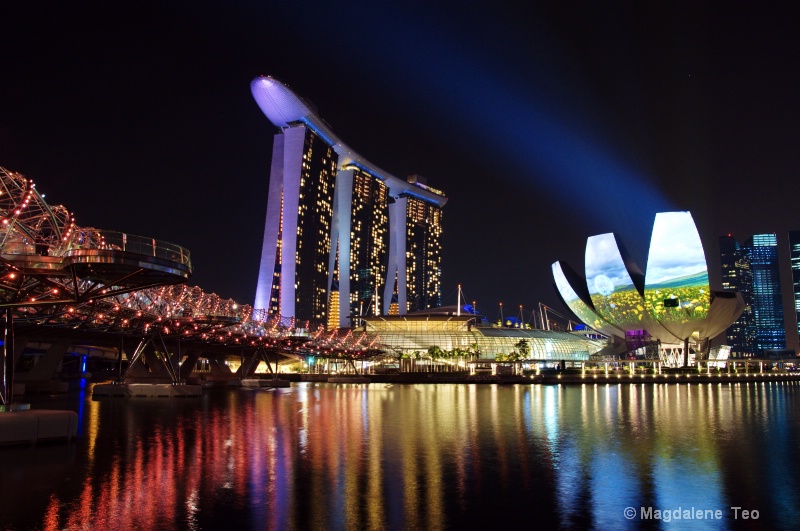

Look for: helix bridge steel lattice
[0,167,381,404]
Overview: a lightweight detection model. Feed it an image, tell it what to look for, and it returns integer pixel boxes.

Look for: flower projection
[552,212,744,345]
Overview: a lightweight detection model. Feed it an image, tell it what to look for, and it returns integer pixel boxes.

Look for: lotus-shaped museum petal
[552,211,744,344]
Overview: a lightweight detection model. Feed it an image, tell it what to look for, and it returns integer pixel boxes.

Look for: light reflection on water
[1,381,799,530]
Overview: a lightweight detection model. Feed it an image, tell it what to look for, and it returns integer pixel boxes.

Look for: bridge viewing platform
[1,166,381,417]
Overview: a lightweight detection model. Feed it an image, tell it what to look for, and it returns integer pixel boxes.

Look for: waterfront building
[790,231,800,340]
[552,212,744,366]
[251,77,447,328]
[361,313,598,362]
[333,165,389,321]
[253,123,337,324]
[393,175,444,313]
[719,233,786,356]
[748,234,786,352]
[719,235,755,356]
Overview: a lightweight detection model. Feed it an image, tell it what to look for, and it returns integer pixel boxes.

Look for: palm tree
[450,347,466,372]
[428,345,446,372]
[515,339,531,360]
[469,343,481,361]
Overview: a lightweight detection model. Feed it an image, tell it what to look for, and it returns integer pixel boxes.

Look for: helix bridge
[0,166,381,404]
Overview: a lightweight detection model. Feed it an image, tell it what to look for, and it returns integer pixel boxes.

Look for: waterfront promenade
[288,368,800,385]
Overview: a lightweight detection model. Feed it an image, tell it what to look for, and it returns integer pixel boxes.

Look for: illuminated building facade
[362,315,597,361]
[791,231,800,340]
[748,234,786,352]
[254,125,337,323]
[398,180,444,312]
[719,233,786,355]
[553,212,744,365]
[327,284,340,331]
[719,235,755,356]
[251,76,447,327]
[332,165,390,322]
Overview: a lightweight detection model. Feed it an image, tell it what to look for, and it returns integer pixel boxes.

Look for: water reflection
[1,382,800,529]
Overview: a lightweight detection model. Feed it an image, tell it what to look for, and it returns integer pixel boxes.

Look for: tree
[515,339,531,360]
[428,345,445,360]
[469,343,481,360]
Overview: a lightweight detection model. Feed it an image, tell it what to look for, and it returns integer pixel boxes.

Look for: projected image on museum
[553,211,743,349]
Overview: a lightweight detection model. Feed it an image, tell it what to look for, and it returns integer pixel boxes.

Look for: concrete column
[20,340,69,381]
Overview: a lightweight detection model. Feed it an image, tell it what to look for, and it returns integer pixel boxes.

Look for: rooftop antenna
[457,284,461,316]
[499,302,504,326]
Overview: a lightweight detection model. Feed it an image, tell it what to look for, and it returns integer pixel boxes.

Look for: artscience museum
[553,212,745,366]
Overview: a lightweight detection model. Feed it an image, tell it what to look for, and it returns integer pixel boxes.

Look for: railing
[61,228,192,269]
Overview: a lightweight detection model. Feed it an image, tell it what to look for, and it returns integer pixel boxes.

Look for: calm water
[2,381,800,530]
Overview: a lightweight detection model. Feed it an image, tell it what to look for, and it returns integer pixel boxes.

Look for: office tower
[720,233,785,355]
[790,231,800,340]
[251,76,447,327]
[749,234,785,352]
[719,235,755,356]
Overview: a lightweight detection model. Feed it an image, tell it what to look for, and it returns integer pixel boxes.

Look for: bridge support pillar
[1,308,15,406]
[178,350,202,380]
[17,340,70,382]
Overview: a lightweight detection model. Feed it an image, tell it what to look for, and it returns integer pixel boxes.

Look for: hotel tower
[251,76,447,327]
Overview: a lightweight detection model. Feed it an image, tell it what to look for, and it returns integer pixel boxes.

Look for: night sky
[3,2,799,344]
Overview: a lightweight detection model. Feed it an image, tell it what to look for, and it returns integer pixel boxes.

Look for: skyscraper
[331,165,390,322]
[254,124,337,324]
[788,231,800,341]
[749,234,786,352]
[394,176,444,312]
[719,235,754,356]
[719,233,785,355]
[251,76,447,327]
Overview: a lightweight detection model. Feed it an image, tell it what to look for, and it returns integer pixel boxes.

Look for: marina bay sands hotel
[251,76,447,328]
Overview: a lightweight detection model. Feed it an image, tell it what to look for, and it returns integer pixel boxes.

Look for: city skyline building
[788,231,800,341]
[251,76,447,327]
[387,175,445,314]
[331,164,390,322]
[719,233,786,356]
[749,234,786,353]
[719,235,755,356]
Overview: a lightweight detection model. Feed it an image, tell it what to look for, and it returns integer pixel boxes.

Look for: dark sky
[3,2,800,339]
